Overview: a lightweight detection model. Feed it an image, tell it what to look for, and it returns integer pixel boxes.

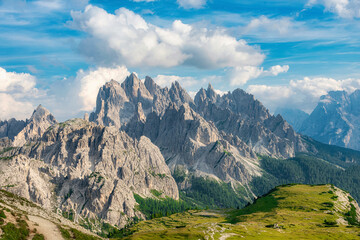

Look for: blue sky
[1,0,360,120]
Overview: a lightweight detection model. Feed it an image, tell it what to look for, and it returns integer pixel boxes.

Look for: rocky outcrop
[195,84,307,158]
[0,119,178,228]
[0,118,26,140]
[125,103,261,200]
[89,80,130,128]
[12,105,57,147]
[90,74,195,129]
[300,90,360,151]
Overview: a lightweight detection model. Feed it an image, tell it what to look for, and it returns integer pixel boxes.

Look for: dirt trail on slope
[28,215,63,240]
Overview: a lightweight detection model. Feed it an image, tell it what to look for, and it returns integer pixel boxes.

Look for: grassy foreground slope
[124,184,360,240]
[0,189,101,240]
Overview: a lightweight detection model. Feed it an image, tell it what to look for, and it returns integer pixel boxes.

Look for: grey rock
[13,105,57,147]
[0,118,178,228]
[300,90,360,150]
[194,85,307,158]
[0,118,26,140]
[90,74,196,129]
[125,103,261,201]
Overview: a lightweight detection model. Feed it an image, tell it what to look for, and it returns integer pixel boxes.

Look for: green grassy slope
[123,184,360,240]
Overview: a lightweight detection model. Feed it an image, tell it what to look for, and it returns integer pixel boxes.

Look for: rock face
[0,119,178,228]
[90,74,194,129]
[125,103,262,200]
[12,105,57,147]
[194,84,307,158]
[93,75,307,159]
[0,118,26,140]
[275,108,309,132]
[300,90,360,151]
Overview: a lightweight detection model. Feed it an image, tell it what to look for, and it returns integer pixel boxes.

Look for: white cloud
[247,77,360,113]
[0,67,40,120]
[77,66,130,111]
[0,67,36,93]
[245,16,294,35]
[177,0,207,9]
[307,0,360,18]
[154,75,198,88]
[268,65,290,76]
[230,65,289,86]
[0,94,34,120]
[70,5,265,72]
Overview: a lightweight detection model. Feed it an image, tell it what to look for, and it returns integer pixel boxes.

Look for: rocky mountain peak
[144,76,159,95]
[321,90,348,103]
[31,104,56,123]
[206,83,217,99]
[121,73,141,99]
[13,105,57,147]
[300,89,360,150]
[169,81,195,108]
[90,79,128,128]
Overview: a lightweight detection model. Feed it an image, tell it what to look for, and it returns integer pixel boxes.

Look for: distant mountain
[275,107,309,132]
[300,90,360,151]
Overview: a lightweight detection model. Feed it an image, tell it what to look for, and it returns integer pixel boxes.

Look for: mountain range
[278,90,360,151]
[1,73,360,236]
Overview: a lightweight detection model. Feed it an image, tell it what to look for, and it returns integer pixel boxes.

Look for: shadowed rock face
[300,90,360,151]
[0,118,26,140]
[195,84,307,158]
[0,119,178,228]
[125,103,262,201]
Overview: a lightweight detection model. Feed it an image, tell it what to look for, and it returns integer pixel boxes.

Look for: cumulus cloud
[230,65,289,86]
[247,77,360,113]
[307,0,360,18]
[0,67,40,120]
[70,5,265,73]
[77,66,130,111]
[177,0,207,9]
[154,75,198,88]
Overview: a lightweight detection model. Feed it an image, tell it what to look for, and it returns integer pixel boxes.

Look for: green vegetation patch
[150,189,162,198]
[179,176,246,209]
[0,210,6,219]
[226,190,278,224]
[0,222,29,240]
[134,194,191,219]
[59,226,100,240]
[345,204,359,226]
[32,233,45,240]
